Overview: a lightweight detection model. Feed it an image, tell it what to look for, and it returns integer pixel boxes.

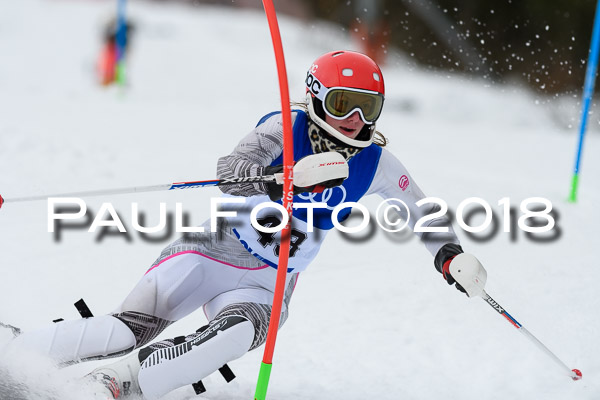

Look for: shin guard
[8,315,136,365]
[138,315,254,399]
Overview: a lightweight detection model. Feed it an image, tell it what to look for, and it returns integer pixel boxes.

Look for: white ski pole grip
[285,152,349,187]
[448,253,487,298]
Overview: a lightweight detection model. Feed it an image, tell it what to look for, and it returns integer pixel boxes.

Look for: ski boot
[88,352,142,399]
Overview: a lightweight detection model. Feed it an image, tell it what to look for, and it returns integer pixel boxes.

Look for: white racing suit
[9,110,460,399]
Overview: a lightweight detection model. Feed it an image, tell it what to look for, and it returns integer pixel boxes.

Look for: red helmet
[305,50,385,147]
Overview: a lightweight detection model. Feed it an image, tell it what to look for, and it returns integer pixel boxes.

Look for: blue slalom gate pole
[115,0,128,86]
[569,0,600,202]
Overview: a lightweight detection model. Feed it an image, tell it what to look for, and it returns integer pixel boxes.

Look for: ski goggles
[307,73,384,124]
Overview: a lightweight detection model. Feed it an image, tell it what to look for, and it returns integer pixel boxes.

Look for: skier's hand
[434,243,467,294]
[434,244,487,297]
[264,166,345,201]
[442,256,468,295]
[265,152,348,201]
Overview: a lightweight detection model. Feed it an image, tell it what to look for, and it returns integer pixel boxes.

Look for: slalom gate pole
[0,175,280,208]
[569,0,600,202]
[115,0,128,85]
[481,290,582,381]
[254,1,294,399]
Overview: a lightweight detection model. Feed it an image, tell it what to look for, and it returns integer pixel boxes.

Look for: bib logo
[297,186,347,210]
[399,175,409,191]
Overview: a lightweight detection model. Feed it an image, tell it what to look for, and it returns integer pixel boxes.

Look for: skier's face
[325,111,365,139]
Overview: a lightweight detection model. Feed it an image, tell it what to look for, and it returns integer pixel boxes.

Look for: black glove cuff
[434,243,464,275]
[264,165,284,201]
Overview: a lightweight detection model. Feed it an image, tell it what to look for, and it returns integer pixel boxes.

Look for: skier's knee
[111,311,173,348]
[213,302,283,351]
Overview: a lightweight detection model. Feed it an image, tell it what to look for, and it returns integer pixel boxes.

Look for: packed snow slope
[0,0,599,399]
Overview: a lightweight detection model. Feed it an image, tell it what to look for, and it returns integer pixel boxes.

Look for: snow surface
[0,0,599,399]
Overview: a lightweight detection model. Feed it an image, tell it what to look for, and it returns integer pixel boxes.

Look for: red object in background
[98,42,117,86]
[0,194,4,209]
[350,21,389,66]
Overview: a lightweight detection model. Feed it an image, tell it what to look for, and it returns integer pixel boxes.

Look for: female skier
[8,50,485,399]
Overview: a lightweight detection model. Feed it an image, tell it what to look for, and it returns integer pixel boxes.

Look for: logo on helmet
[305,72,321,95]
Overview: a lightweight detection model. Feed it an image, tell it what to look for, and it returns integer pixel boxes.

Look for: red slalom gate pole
[254,1,294,399]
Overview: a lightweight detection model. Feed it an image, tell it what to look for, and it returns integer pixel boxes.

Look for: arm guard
[217,114,285,197]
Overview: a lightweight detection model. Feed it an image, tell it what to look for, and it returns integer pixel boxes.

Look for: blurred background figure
[97,15,135,86]
[350,0,389,65]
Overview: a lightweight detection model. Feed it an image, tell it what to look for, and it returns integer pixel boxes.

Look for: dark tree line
[306,0,597,95]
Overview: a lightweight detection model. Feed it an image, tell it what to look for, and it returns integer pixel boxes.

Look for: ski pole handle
[481,290,582,381]
[0,174,281,207]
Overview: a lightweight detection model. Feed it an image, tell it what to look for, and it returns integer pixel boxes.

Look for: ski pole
[481,290,582,381]
[449,255,581,381]
[0,174,282,208]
